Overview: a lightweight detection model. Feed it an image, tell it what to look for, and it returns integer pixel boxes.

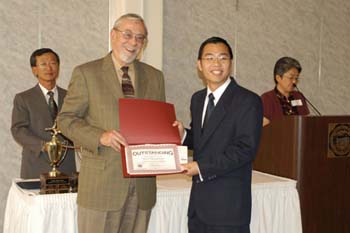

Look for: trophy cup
[40,121,75,194]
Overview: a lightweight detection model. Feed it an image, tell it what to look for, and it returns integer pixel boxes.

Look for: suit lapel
[101,53,124,100]
[192,91,206,149]
[57,86,65,110]
[34,84,48,107]
[198,102,226,148]
[134,60,148,98]
[33,84,54,125]
[197,78,237,151]
[101,55,146,99]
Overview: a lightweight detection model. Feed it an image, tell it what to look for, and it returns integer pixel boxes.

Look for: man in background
[57,13,165,233]
[175,37,263,233]
[11,48,76,179]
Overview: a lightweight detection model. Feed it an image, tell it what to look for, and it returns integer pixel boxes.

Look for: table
[3,171,302,233]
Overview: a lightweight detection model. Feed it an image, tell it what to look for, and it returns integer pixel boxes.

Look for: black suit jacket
[184,78,263,226]
[11,84,76,179]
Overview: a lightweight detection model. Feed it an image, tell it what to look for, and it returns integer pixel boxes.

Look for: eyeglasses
[201,55,231,63]
[37,61,58,68]
[114,28,146,43]
[284,76,299,81]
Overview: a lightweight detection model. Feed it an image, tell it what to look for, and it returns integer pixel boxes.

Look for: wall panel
[0,0,109,229]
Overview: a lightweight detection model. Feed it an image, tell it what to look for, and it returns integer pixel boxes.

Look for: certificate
[119,99,187,177]
[123,144,188,176]
[119,99,180,145]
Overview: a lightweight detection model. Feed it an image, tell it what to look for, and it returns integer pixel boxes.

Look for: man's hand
[181,161,199,176]
[99,130,127,152]
[172,120,185,139]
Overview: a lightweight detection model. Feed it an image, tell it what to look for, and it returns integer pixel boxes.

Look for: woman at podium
[261,57,309,126]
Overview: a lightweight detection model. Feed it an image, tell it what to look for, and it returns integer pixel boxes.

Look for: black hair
[197,37,233,60]
[273,57,302,84]
[30,48,60,67]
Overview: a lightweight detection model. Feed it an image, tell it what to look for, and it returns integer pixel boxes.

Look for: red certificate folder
[119,99,181,177]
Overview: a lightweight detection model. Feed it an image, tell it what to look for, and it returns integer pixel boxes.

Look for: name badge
[291,99,303,106]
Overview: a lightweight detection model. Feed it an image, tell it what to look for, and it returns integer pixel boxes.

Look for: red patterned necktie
[121,66,135,98]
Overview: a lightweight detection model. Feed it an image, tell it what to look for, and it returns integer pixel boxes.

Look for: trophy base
[40,172,71,194]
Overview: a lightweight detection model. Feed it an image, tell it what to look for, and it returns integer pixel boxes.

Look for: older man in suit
[57,13,165,233]
[11,48,76,179]
[175,37,263,233]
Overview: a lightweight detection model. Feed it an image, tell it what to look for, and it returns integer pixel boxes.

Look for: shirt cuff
[181,130,187,144]
[197,164,203,182]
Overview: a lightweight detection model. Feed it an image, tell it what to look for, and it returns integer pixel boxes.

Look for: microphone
[294,84,322,116]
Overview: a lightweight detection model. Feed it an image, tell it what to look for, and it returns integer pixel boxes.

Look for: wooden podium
[254,116,350,233]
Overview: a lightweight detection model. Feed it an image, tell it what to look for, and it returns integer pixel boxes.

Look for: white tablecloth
[3,171,302,233]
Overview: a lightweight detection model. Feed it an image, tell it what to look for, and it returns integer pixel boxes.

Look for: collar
[111,53,135,74]
[206,78,231,104]
[274,87,294,101]
[38,83,57,96]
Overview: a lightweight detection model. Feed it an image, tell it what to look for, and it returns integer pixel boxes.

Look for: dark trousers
[188,213,250,233]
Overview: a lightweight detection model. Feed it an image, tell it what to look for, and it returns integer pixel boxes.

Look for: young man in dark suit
[175,37,263,233]
[11,48,76,179]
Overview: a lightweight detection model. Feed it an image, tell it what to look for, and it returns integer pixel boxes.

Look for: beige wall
[0,0,109,229]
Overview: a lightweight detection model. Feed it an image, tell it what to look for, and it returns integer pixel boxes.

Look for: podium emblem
[328,123,350,158]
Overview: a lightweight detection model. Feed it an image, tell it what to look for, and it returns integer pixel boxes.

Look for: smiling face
[110,18,146,66]
[197,42,232,91]
[31,52,59,89]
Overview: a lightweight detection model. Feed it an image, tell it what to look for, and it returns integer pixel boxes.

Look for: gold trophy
[40,121,75,194]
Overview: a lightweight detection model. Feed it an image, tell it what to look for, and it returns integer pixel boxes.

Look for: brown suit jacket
[57,53,165,211]
[11,84,76,179]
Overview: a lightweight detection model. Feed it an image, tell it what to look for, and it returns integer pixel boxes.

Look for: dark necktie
[121,66,135,98]
[203,93,215,128]
[47,91,58,120]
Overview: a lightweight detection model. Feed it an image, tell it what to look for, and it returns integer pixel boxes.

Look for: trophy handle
[43,120,75,177]
[57,140,69,167]
[41,141,53,165]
